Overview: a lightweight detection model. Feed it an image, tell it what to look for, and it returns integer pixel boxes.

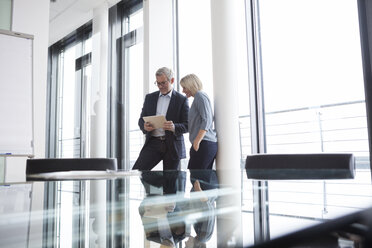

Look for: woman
[180,74,217,169]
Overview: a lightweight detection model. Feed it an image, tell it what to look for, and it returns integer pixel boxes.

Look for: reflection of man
[133,67,189,171]
[138,171,189,247]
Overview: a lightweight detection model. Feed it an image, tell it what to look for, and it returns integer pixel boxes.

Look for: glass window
[57,44,83,158]
[253,0,371,238]
[178,0,213,167]
[129,8,143,32]
[108,3,143,170]
[47,24,92,248]
[84,36,92,54]
[259,0,367,157]
[127,42,144,167]
[178,0,250,167]
[50,28,92,159]
[178,0,213,94]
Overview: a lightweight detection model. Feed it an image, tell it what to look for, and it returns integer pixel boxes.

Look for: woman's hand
[193,139,200,151]
[193,130,207,151]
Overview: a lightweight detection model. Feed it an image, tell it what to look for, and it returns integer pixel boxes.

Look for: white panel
[0,31,33,156]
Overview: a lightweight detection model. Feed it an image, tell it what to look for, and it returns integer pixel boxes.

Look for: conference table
[1,169,372,248]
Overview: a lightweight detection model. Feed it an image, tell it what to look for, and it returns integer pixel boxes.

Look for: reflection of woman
[180,74,218,169]
[185,179,217,248]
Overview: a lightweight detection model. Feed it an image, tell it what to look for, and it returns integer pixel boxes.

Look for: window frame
[47,22,93,158]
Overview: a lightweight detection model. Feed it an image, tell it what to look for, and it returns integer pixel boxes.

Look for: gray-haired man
[132,67,189,170]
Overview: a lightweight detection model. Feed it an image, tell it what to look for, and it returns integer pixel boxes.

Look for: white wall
[5,0,49,180]
[6,1,50,247]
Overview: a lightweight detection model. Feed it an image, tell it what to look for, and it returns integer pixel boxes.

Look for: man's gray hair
[156,67,174,81]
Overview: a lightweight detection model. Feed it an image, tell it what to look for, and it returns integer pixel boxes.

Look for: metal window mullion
[80,67,86,158]
[357,0,372,180]
[46,47,60,158]
[57,51,65,158]
[123,43,130,171]
[77,53,92,159]
[108,4,121,163]
[245,0,270,243]
[172,0,180,91]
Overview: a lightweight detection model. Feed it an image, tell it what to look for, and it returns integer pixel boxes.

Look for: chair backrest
[26,158,117,180]
[245,153,354,180]
[247,206,372,248]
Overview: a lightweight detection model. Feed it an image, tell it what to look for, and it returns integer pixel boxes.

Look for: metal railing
[240,100,372,227]
[239,100,370,168]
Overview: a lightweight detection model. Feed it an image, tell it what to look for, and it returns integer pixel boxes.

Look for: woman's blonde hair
[180,74,203,96]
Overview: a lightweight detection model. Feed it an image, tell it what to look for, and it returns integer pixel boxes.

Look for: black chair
[246,153,355,180]
[245,206,372,248]
[26,158,117,180]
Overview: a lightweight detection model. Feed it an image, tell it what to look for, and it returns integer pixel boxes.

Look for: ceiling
[48,0,120,45]
[49,0,109,22]
[50,0,79,22]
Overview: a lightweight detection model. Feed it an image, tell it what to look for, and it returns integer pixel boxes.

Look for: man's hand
[144,122,155,132]
[163,121,175,132]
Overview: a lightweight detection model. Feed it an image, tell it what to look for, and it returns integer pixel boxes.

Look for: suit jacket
[138,90,189,159]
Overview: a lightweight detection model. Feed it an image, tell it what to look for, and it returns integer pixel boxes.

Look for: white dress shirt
[152,90,172,137]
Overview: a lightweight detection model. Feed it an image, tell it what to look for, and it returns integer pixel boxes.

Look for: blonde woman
[180,74,217,169]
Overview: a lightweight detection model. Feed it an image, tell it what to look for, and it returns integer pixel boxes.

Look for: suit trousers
[188,140,218,170]
[132,137,180,171]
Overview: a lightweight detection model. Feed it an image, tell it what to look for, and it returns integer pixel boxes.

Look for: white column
[211,0,243,246]
[211,0,241,171]
[90,3,109,248]
[90,3,108,158]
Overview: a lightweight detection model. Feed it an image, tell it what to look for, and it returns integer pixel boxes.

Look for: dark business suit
[132,90,189,170]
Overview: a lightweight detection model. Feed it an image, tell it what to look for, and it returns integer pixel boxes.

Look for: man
[133,67,189,171]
